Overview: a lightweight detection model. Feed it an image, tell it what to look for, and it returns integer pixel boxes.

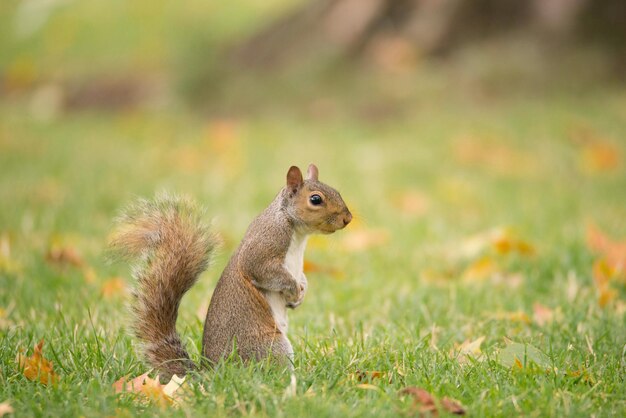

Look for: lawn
[1,1,626,417]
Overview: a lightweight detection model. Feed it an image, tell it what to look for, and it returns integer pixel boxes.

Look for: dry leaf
[352,370,387,383]
[45,245,84,268]
[0,402,13,417]
[587,224,626,274]
[303,259,343,279]
[399,387,437,415]
[592,259,619,308]
[341,228,390,252]
[16,339,59,386]
[399,387,465,416]
[532,303,554,327]
[462,257,498,282]
[453,336,485,364]
[113,372,174,408]
[441,397,466,415]
[101,277,127,298]
[457,227,534,261]
[580,142,620,173]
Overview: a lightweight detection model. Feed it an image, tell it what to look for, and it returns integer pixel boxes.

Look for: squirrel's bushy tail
[109,194,218,379]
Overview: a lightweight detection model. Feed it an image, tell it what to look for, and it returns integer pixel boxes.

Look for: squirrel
[110,164,352,380]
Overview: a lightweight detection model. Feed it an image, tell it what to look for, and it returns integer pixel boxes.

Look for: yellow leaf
[580,142,620,173]
[587,224,626,276]
[303,259,344,279]
[113,372,173,408]
[462,257,497,282]
[453,336,485,364]
[45,245,84,268]
[101,277,127,298]
[598,286,617,308]
[16,339,59,386]
[0,401,13,417]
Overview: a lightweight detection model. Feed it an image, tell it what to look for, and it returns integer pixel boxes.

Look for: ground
[1,1,626,417]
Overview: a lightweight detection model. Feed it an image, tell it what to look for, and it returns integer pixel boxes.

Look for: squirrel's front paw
[286,282,306,309]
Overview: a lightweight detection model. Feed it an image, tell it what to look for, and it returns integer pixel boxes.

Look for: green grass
[2,88,625,417]
[1,1,626,416]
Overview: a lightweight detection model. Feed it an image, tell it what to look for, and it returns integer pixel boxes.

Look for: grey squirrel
[110,164,352,379]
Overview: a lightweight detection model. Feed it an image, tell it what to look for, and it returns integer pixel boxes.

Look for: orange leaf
[399,387,437,415]
[101,277,127,298]
[45,245,84,268]
[113,372,174,408]
[580,142,620,173]
[0,402,13,417]
[598,286,617,308]
[587,224,626,274]
[16,339,59,386]
[303,260,343,279]
[441,397,466,415]
[462,257,498,282]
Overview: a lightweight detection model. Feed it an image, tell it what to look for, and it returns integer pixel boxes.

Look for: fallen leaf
[352,370,386,383]
[45,245,84,268]
[113,372,173,408]
[303,260,343,279]
[0,402,13,417]
[399,387,437,415]
[453,336,485,364]
[441,397,466,415]
[580,142,621,173]
[592,259,619,308]
[457,227,535,260]
[16,339,59,386]
[101,277,127,298]
[340,228,390,252]
[532,303,554,327]
[587,224,626,273]
[162,374,185,399]
[497,341,550,370]
[462,257,498,282]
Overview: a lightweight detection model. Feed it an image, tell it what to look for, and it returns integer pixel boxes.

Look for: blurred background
[1,0,625,315]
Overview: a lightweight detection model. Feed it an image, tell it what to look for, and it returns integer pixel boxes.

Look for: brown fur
[111,165,351,379]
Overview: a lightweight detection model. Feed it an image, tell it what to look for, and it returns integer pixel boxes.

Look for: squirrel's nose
[343,212,352,226]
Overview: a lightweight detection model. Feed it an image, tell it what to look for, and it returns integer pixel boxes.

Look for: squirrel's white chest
[266,232,308,334]
[284,232,308,278]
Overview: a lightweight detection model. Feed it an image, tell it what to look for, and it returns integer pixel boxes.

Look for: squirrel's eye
[309,194,323,206]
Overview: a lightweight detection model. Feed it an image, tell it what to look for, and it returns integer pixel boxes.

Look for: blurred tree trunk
[230,0,626,70]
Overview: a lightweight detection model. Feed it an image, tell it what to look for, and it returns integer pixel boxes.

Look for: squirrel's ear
[286,166,304,193]
[306,164,319,181]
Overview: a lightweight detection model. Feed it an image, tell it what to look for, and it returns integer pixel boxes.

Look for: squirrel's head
[283,164,352,234]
